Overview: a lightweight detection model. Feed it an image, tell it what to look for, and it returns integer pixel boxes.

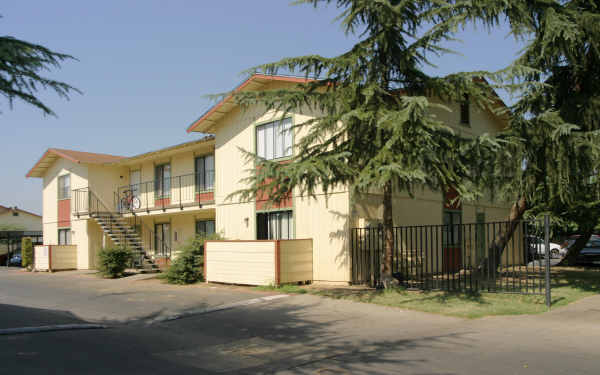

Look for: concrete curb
[147,294,290,325]
[0,324,107,336]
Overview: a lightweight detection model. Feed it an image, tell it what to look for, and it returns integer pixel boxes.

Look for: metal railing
[72,187,171,262]
[116,171,214,214]
[126,217,172,258]
[351,219,551,296]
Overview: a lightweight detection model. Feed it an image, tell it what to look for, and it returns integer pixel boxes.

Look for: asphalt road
[1,268,599,374]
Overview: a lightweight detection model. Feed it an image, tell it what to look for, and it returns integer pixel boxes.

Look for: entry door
[155,223,170,256]
[130,170,141,198]
[476,212,486,261]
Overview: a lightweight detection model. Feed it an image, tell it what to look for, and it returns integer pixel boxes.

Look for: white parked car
[527,236,564,259]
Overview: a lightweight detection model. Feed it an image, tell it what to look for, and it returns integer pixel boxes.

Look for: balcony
[116,172,214,215]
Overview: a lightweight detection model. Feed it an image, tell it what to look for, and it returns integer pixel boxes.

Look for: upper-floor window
[195,155,215,191]
[460,95,470,126]
[58,174,71,200]
[256,118,292,160]
[154,164,171,198]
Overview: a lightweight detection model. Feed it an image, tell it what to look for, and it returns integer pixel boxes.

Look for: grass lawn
[256,267,600,319]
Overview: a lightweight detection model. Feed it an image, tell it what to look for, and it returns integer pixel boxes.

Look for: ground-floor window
[58,228,71,245]
[196,220,215,235]
[155,223,171,256]
[257,210,293,240]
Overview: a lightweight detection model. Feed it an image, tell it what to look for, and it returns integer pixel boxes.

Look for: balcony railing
[116,171,214,214]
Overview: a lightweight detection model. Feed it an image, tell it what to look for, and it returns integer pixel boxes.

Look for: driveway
[1,267,599,374]
[0,267,271,326]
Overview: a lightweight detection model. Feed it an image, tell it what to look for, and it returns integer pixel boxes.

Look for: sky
[1,1,525,215]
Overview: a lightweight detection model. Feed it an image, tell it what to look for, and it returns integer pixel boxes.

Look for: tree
[228,0,502,287]
[21,237,33,268]
[1,17,79,116]
[468,0,600,265]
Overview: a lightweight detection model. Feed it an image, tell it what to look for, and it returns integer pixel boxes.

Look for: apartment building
[27,74,510,283]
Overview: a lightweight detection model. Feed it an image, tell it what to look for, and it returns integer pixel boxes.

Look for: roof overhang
[108,136,215,167]
[26,149,77,178]
[186,74,314,134]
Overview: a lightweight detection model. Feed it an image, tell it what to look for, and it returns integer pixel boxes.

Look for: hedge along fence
[34,245,77,271]
[204,239,313,286]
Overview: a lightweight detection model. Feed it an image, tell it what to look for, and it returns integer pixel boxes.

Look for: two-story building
[27,74,511,284]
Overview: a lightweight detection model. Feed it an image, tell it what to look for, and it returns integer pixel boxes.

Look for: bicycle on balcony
[120,189,141,211]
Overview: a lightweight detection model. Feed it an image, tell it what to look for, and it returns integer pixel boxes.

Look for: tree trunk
[380,180,398,288]
[557,230,593,266]
[479,196,527,275]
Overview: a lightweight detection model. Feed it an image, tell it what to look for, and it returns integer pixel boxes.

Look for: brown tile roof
[26,148,125,178]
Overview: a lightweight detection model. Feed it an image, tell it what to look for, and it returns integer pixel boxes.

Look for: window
[58,228,71,245]
[442,210,462,247]
[195,155,215,191]
[460,95,470,125]
[196,220,215,235]
[257,210,293,240]
[256,118,292,160]
[154,164,171,198]
[155,223,170,256]
[58,174,71,200]
[12,212,19,217]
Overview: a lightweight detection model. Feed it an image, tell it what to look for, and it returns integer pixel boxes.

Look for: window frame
[195,220,216,235]
[154,163,171,199]
[58,228,71,245]
[255,117,293,162]
[57,174,71,200]
[195,155,215,192]
[256,210,294,240]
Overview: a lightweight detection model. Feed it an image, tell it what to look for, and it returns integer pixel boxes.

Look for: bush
[21,237,33,268]
[164,232,223,284]
[97,245,132,278]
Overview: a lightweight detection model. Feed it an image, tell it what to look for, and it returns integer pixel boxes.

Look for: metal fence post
[544,215,551,308]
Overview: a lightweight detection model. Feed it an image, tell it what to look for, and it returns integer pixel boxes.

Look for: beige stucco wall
[205,241,276,285]
[0,211,41,231]
[42,158,88,262]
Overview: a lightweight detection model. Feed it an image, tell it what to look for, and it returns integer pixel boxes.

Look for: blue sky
[1,1,524,214]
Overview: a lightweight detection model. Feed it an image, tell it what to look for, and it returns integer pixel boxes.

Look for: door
[442,210,462,273]
[155,223,170,257]
[476,212,486,262]
[129,170,141,198]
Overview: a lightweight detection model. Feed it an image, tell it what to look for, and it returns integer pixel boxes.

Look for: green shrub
[97,245,132,278]
[21,237,33,268]
[164,232,223,284]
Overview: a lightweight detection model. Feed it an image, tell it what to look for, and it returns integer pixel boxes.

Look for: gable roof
[26,148,125,178]
[186,74,314,134]
[0,204,41,218]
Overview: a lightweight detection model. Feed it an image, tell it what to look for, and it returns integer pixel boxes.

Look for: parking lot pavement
[0,268,274,326]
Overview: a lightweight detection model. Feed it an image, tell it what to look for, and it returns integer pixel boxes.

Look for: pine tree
[1,19,79,116]
[228,0,503,287]
[470,0,600,265]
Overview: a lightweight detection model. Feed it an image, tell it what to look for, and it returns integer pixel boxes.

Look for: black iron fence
[351,219,552,297]
[116,171,215,214]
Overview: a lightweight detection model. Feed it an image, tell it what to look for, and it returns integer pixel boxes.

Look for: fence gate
[351,220,551,296]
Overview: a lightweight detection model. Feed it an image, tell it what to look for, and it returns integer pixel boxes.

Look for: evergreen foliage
[1,17,80,116]
[467,1,600,264]
[21,237,32,268]
[164,232,223,285]
[97,245,132,278]
[227,0,504,286]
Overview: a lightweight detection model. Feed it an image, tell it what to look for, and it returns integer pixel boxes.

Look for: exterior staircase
[91,213,160,273]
